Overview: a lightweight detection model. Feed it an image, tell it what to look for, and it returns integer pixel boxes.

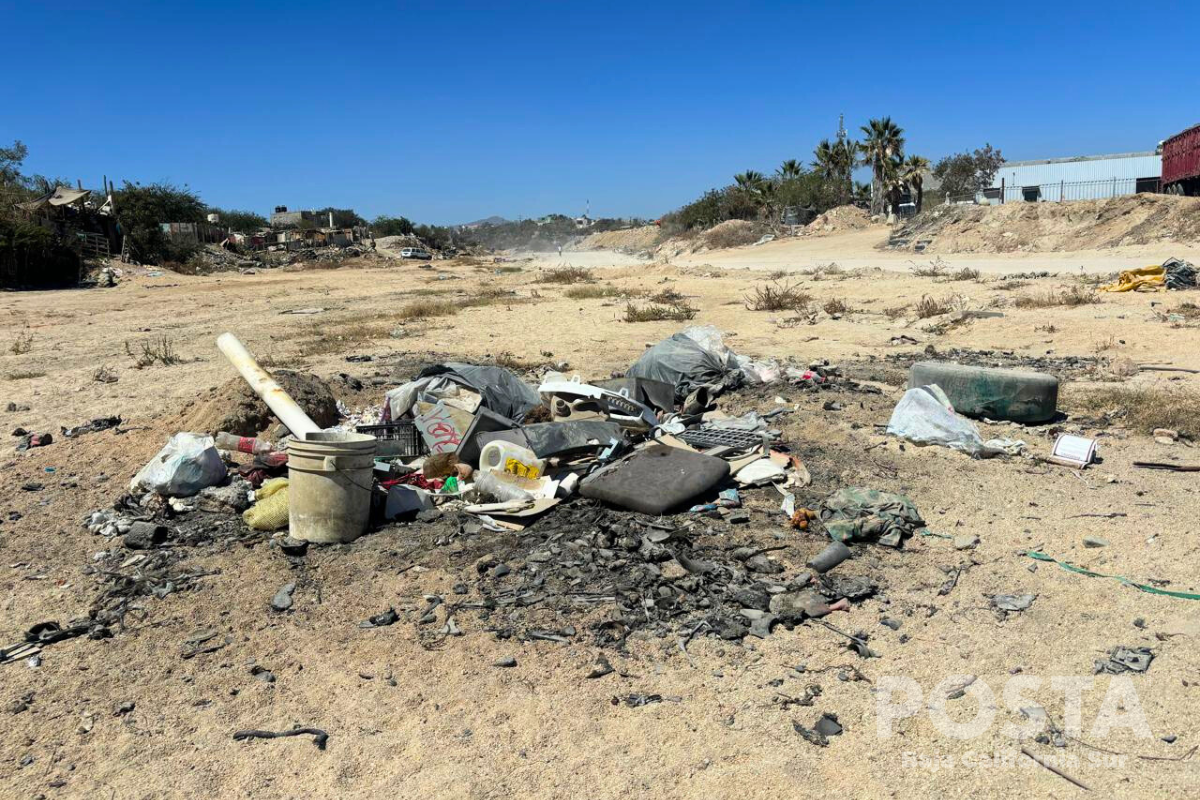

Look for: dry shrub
[1173,302,1200,320]
[536,266,594,284]
[5,370,45,381]
[125,336,182,368]
[1065,383,1200,435]
[823,297,850,315]
[565,284,623,300]
[993,280,1029,291]
[948,267,981,281]
[647,288,686,305]
[1014,286,1100,308]
[624,302,696,322]
[914,295,954,318]
[910,257,948,278]
[745,281,811,312]
[883,304,910,320]
[397,299,460,320]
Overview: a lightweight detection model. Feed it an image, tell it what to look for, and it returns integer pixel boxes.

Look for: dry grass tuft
[624,301,697,322]
[948,267,981,281]
[914,295,954,318]
[1065,383,1200,435]
[536,266,594,284]
[745,281,811,312]
[565,284,623,300]
[822,297,850,315]
[910,257,949,278]
[125,336,182,368]
[1014,286,1100,308]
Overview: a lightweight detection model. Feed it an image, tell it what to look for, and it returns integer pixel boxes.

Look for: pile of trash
[60,326,943,653]
[1100,256,1197,293]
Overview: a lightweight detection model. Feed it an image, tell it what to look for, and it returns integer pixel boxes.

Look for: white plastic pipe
[217,332,320,440]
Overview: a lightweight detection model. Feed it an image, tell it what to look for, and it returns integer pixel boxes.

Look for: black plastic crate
[356,421,427,458]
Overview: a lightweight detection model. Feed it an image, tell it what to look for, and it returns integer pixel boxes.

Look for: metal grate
[678,427,768,451]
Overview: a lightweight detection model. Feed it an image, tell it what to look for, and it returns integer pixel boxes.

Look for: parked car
[400,247,432,260]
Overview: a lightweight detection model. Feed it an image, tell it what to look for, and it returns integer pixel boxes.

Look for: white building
[983,151,1162,203]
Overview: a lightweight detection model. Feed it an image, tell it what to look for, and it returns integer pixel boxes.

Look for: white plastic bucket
[286,431,377,543]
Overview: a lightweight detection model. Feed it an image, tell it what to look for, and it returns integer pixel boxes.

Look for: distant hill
[459,215,509,229]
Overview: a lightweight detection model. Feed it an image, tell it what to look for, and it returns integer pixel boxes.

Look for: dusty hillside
[890,193,1200,253]
[574,225,661,253]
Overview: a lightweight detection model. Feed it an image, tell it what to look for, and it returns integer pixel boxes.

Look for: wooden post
[1060,180,1064,202]
[1000,178,1005,204]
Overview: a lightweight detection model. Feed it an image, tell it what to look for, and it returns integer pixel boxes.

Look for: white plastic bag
[886,385,1024,459]
[130,433,228,496]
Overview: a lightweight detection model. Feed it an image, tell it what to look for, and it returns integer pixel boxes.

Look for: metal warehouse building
[983,151,1162,203]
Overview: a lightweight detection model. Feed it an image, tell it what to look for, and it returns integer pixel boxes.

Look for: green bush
[114,182,205,265]
[0,215,80,288]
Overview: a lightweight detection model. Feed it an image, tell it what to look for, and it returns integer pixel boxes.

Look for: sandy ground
[2,240,1200,799]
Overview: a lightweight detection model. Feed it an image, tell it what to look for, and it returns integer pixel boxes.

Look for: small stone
[270,582,295,612]
[124,521,168,550]
[726,511,751,525]
[279,537,308,557]
[954,534,980,550]
[113,701,135,716]
[1083,536,1109,548]
[880,618,902,631]
[586,655,614,679]
[1162,734,1177,744]
[490,563,511,578]
[1133,617,1146,629]
[452,582,468,595]
[494,657,517,668]
[1153,428,1179,442]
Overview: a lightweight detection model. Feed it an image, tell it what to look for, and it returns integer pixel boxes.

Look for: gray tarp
[627,333,741,401]
[416,363,542,422]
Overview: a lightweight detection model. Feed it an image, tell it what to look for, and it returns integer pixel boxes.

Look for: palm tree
[776,159,804,180]
[901,154,931,213]
[734,170,766,191]
[813,140,838,181]
[813,138,859,205]
[859,117,905,215]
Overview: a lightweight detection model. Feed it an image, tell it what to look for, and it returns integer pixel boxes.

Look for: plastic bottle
[216,432,275,455]
[478,441,545,480]
[475,470,533,503]
[215,432,287,467]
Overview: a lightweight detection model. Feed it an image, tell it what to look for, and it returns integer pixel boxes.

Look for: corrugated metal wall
[989,153,1161,200]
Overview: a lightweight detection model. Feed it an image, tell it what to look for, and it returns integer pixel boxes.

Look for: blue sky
[2,0,1198,224]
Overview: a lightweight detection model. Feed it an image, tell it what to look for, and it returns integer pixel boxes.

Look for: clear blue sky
[3,0,1198,224]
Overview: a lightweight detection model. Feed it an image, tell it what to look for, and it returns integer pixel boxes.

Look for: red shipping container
[1162,123,1200,190]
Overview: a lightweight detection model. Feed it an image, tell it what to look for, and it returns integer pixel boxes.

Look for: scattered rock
[494,656,517,668]
[359,607,399,628]
[270,582,296,612]
[1083,536,1110,548]
[586,655,614,679]
[124,521,169,550]
[954,534,980,550]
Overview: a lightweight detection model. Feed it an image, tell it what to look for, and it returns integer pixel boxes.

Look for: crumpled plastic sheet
[886,385,1025,458]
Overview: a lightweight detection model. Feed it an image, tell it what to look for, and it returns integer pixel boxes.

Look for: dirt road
[2,249,1199,799]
